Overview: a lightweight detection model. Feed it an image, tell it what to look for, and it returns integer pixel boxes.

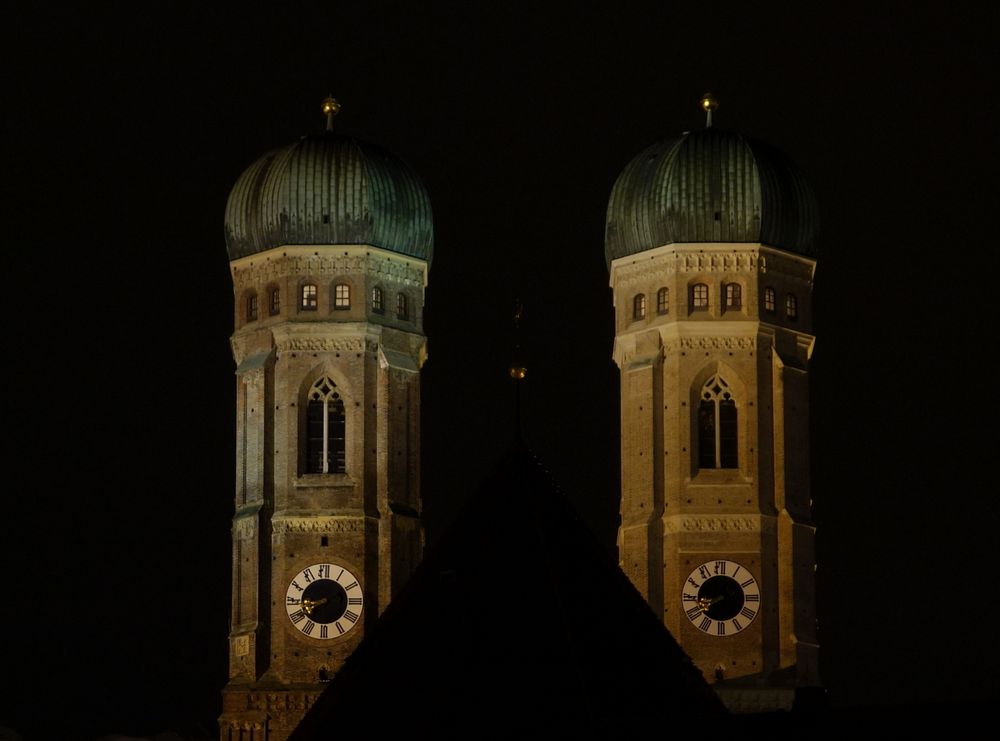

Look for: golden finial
[701,93,719,128]
[321,95,341,131]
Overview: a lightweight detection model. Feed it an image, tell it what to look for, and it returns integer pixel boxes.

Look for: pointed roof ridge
[291,443,728,737]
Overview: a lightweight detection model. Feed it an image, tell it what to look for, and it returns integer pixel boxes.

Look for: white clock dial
[681,559,760,637]
[285,563,364,640]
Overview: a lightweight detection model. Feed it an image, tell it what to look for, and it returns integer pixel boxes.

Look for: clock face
[681,559,760,637]
[285,563,364,640]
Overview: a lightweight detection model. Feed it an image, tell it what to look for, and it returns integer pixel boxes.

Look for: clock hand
[696,595,725,612]
[302,597,329,616]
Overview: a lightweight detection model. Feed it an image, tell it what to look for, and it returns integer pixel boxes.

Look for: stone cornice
[614,327,758,368]
[612,246,760,289]
[610,243,815,289]
[230,322,427,367]
[230,244,427,289]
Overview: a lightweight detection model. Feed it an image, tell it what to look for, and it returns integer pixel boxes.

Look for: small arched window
[301,284,318,311]
[691,283,709,309]
[763,287,776,313]
[371,286,384,314]
[725,283,742,309]
[397,293,409,321]
[269,288,281,316]
[334,283,351,310]
[656,287,669,315]
[698,375,738,469]
[786,293,798,320]
[306,377,346,474]
[246,293,258,322]
[633,294,646,320]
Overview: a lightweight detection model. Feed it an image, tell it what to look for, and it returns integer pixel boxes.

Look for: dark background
[2,2,997,738]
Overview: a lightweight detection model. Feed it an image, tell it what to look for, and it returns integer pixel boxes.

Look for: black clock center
[302,579,348,624]
[698,576,745,621]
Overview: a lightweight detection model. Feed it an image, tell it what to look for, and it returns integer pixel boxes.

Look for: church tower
[218,99,432,740]
[605,98,820,711]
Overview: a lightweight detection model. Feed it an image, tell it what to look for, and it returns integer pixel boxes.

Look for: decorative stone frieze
[613,248,761,288]
[665,515,761,534]
[275,336,368,354]
[271,516,365,535]
[676,336,756,351]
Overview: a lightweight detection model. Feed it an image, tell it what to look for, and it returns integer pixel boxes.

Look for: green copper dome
[225,133,433,263]
[605,128,818,265]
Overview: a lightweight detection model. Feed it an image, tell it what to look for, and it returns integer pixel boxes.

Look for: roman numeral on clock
[732,618,742,631]
[303,620,315,635]
[686,606,704,620]
[320,625,328,639]
[289,610,306,624]
[740,606,756,620]
[744,594,759,602]
[344,610,359,623]
[740,578,755,589]
[698,616,711,632]
[318,565,330,578]
[343,580,359,591]
[348,597,363,605]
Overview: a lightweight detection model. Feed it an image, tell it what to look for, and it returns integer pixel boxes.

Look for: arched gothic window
[371,286,384,314]
[691,283,709,309]
[269,287,281,316]
[633,294,646,320]
[657,287,669,315]
[698,375,738,469]
[246,293,258,322]
[306,377,346,474]
[397,293,409,321]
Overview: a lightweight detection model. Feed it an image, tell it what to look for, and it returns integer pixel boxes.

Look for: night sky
[3,2,998,738]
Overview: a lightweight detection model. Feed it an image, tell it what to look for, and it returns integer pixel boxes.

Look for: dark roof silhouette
[290,442,728,738]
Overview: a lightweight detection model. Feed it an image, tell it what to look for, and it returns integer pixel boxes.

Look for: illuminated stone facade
[219,244,428,740]
[610,242,819,709]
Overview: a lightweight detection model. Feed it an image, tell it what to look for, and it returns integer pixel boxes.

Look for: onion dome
[605,126,818,265]
[224,102,432,263]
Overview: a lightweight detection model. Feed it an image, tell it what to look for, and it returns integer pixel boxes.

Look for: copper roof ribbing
[605,129,818,264]
[225,134,433,263]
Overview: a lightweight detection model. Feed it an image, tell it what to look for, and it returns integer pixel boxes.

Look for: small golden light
[509,365,527,380]
[321,96,341,130]
[700,93,719,128]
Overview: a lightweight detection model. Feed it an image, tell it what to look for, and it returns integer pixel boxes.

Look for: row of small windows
[246,284,411,322]
[631,285,797,320]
